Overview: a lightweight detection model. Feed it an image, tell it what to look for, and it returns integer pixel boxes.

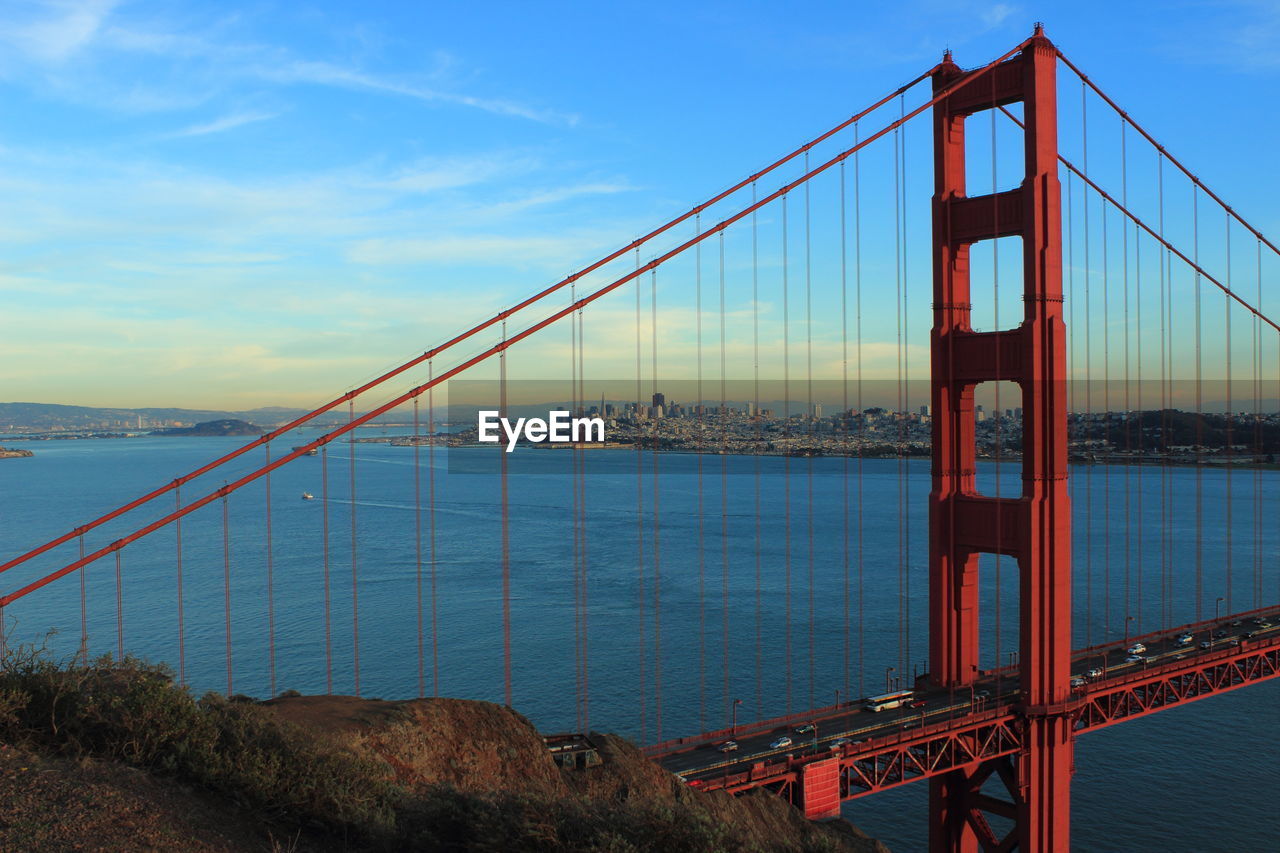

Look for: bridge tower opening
[928,24,1073,852]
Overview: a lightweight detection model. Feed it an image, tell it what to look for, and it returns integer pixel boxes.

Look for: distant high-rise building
[919,404,931,417]
[652,392,666,410]
[811,402,823,418]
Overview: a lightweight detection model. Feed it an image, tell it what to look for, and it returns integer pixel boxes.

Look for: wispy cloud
[168,109,278,138]
[261,60,579,125]
[346,232,618,267]
[0,2,577,124]
[1170,0,1280,71]
[0,0,118,63]
[981,4,1018,29]
[482,183,635,218]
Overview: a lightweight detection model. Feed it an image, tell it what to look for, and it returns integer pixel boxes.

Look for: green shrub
[0,645,400,842]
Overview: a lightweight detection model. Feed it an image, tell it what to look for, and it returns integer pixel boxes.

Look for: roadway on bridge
[659,607,1280,783]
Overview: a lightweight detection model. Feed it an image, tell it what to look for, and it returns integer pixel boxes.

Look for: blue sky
[1,0,1277,409]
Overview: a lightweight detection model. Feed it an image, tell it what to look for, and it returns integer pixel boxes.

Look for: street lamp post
[1211,597,1226,647]
[885,667,895,694]
[1124,615,1136,643]
[731,698,742,737]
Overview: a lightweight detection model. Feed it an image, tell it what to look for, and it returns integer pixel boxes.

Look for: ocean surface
[0,431,1276,851]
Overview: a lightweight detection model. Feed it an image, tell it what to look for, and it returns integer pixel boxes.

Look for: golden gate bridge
[2,25,1278,851]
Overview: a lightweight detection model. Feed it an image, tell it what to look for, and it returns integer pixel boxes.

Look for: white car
[1126,643,1147,655]
[1070,677,1086,689]
[770,736,793,749]
[1176,633,1194,646]
[1086,667,1104,679]
[1124,654,1144,663]
[717,740,739,753]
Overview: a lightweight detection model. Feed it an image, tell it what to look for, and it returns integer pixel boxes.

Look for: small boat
[301,492,315,500]
[292,446,319,456]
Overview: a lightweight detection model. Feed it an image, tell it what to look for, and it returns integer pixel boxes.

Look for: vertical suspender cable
[500,321,512,706]
[634,247,647,741]
[900,93,912,679]
[805,150,816,711]
[577,296,590,732]
[1158,153,1170,631]
[1255,239,1263,610]
[429,360,439,697]
[1082,79,1093,648]
[577,298,590,733]
[349,400,360,696]
[855,124,865,700]
[696,216,706,732]
[1224,213,1233,615]
[1067,169,1076,621]
[265,446,276,697]
[223,490,232,695]
[1121,117,1132,637]
[1135,199,1144,634]
[80,534,89,666]
[576,281,586,727]
[1103,202,1111,639]
[115,549,123,661]
[720,230,730,725]
[1185,202,1200,619]
[782,192,793,715]
[414,397,424,699]
[650,266,663,743]
[322,445,332,693]
[173,492,182,681]
[752,184,764,719]
[840,157,851,699]
[894,107,906,678]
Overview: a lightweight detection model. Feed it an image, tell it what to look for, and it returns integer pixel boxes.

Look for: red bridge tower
[928,26,1073,851]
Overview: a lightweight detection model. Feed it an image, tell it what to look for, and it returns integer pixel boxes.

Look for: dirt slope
[265,694,889,853]
[0,743,276,852]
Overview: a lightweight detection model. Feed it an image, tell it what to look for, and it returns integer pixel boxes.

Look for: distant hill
[0,402,370,432]
[151,419,267,437]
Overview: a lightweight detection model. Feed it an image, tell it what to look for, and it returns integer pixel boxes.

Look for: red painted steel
[928,25,1072,851]
[1073,636,1280,731]
[689,706,1026,800]
[800,757,842,819]
[679,632,1280,804]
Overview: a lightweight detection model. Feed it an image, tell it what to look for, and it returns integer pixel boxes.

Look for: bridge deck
[654,606,1280,803]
